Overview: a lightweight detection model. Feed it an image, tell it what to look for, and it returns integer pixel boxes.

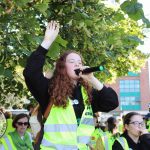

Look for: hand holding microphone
[139,128,148,136]
[75,65,104,91]
[74,65,104,76]
[138,122,148,136]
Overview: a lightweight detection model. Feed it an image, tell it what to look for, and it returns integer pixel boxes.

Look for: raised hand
[41,20,60,49]
[44,21,60,42]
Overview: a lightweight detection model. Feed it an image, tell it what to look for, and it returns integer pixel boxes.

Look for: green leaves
[47,42,61,59]
[47,35,68,59]
[120,0,150,27]
[14,0,31,7]
[0,0,149,108]
[34,0,50,16]
[0,65,4,76]
[126,35,144,45]
[56,36,68,47]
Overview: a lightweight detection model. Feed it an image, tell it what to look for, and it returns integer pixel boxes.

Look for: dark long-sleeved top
[23,45,119,117]
[112,132,150,150]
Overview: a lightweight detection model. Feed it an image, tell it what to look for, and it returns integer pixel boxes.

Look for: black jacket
[112,132,150,150]
[23,45,119,116]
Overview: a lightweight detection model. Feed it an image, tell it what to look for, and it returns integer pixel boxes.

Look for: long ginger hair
[48,51,92,108]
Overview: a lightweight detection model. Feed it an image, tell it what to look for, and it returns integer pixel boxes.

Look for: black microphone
[74,65,104,76]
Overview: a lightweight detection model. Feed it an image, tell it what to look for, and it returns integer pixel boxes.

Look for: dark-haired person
[0,113,33,150]
[23,21,119,150]
[112,112,150,150]
[95,117,119,150]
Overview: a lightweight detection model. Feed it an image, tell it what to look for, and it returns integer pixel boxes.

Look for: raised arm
[23,21,60,113]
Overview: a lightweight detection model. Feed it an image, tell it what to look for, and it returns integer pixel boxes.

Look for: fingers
[80,66,89,71]
[55,22,60,33]
[140,128,148,135]
[47,21,60,31]
[78,66,90,76]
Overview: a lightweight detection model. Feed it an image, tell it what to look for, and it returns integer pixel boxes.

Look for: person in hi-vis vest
[0,113,33,150]
[95,116,120,150]
[113,112,150,150]
[89,112,104,149]
[23,20,119,150]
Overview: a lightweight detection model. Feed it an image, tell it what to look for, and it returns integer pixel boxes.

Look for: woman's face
[15,117,29,135]
[65,53,83,80]
[125,115,145,137]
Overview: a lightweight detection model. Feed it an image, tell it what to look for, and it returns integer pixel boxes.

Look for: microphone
[74,65,104,76]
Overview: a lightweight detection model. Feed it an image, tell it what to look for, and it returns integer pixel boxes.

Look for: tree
[0,0,149,108]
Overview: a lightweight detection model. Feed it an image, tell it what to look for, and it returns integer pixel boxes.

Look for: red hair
[48,51,92,108]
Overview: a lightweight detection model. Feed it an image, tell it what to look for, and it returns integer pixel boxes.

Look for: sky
[137,0,150,54]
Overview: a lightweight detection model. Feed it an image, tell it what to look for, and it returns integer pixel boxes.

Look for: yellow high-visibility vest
[0,134,17,150]
[5,118,15,135]
[95,131,116,150]
[101,131,114,150]
[116,137,130,150]
[90,128,103,148]
[118,122,123,134]
[40,86,95,150]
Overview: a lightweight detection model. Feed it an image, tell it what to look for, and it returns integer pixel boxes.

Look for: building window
[119,80,141,110]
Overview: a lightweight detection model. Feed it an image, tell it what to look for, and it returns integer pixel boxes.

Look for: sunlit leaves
[0,0,149,108]
[13,0,31,7]
[34,0,50,16]
[120,0,150,26]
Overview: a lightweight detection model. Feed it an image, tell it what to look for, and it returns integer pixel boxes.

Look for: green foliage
[121,0,150,27]
[0,0,149,108]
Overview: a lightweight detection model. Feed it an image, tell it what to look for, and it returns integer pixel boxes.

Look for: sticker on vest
[71,99,79,105]
[85,112,93,116]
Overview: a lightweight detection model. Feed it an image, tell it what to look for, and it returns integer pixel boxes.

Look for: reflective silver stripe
[103,132,107,136]
[103,136,109,150]
[78,136,90,144]
[44,124,77,132]
[0,145,5,150]
[118,137,125,148]
[41,138,78,150]
[80,118,94,126]
[4,136,13,150]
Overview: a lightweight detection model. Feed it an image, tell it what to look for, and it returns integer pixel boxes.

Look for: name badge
[71,99,79,105]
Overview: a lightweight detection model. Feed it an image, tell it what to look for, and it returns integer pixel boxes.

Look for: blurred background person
[89,112,104,149]
[117,116,124,134]
[0,113,33,150]
[112,112,150,150]
[144,113,150,132]
[95,116,119,150]
[29,104,42,140]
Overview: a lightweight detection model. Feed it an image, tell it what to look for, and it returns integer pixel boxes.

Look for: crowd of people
[1,109,150,150]
[0,20,150,150]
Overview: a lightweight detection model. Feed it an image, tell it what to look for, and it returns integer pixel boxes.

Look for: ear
[124,124,129,131]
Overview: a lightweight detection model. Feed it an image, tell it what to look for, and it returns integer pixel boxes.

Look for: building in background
[109,61,150,115]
